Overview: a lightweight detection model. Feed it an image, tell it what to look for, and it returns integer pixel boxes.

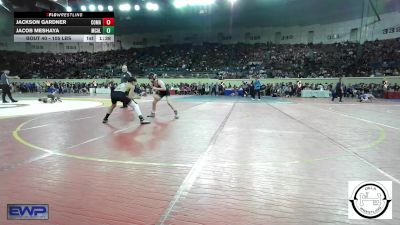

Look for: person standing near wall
[211,83,217,96]
[92,80,97,94]
[332,77,344,102]
[296,80,302,97]
[254,76,262,101]
[1,70,19,103]
[205,83,210,95]
[250,80,255,100]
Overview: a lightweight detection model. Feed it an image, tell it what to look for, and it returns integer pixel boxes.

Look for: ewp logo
[7,204,49,220]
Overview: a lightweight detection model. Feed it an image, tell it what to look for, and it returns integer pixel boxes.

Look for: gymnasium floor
[0,95,399,225]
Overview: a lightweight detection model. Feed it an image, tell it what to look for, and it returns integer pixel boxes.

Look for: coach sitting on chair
[1,70,19,103]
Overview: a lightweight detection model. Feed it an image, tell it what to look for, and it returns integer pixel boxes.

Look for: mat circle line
[12,108,386,167]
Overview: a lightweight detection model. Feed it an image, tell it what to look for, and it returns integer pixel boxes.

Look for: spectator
[254,76,262,100]
[0,38,398,79]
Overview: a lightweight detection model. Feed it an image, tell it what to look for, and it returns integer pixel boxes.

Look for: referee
[1,70,19,103]
[120,64,133,108]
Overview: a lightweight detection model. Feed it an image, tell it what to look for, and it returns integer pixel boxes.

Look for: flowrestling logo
[348,181,392,219]
[7,204,49,220]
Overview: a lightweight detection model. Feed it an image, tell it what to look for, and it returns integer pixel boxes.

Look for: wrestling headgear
[148,73,157,80]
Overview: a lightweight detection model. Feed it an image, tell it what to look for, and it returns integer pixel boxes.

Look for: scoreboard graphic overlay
[14,12,114,43]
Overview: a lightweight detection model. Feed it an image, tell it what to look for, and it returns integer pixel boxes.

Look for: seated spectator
[0,38,398,79]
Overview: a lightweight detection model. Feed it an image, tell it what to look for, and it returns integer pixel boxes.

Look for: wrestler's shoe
[147,112,156,118]
[140,120,151,125]
[139,116,151,124]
